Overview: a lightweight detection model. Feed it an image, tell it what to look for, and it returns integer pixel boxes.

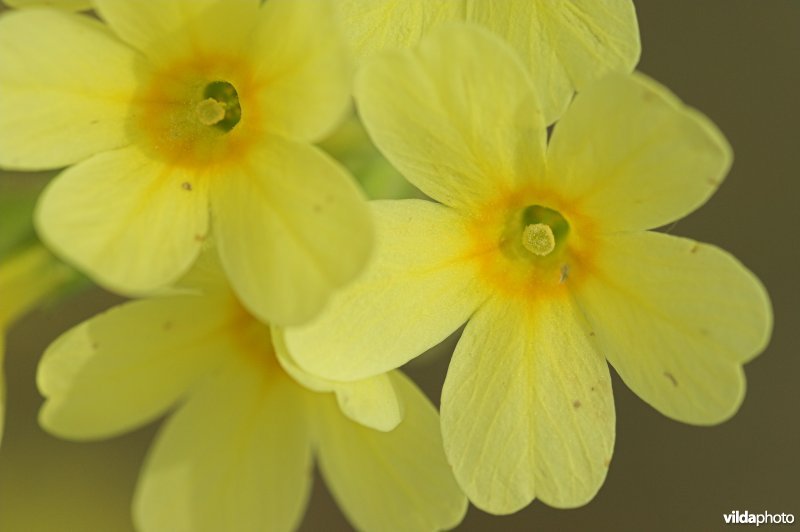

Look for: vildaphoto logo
[723,510,795,526]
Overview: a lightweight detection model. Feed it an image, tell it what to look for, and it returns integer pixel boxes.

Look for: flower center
[131,53,263,168]
[513,204,570,260]
[198,81,242,131]
[195,98,226,126]
[522,223,555,256]
[467,189,599,303]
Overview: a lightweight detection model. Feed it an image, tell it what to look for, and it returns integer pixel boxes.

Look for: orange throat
[465,185,600,305]
[129,52,266,171]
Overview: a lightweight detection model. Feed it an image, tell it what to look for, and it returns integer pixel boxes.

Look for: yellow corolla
[285,26,773,514]
[0,0,372,326]
[0,244,73,445]
[335,0,640,124]
[36,256,466,531]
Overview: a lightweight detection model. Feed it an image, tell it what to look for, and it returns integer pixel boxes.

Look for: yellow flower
[335,0,640,124]
[0,244,73,445]
[37,256,467,531]
[284,26,773,513]
[0,0,372,326]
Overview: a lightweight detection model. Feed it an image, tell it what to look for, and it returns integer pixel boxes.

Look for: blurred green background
[1,1,798,531]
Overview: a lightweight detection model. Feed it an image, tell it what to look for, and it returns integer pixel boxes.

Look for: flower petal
[441,296,615,513]
[313,371,467,531]
[334,0,462,63]
[211,137,371,327]
[467,0,640,124]
[272,326,404,432]
[355,24,546,211]
[332,375,404,434]
[577,231,772,425]
[286,199,485,381]
[93,0,260,61]
[338,1,638,125]
[0,10,138,169]
[249,0,351,142]
[134,357,312,532]
[35,146,209,295]
[37,294,232,439]
[547,72,732,232]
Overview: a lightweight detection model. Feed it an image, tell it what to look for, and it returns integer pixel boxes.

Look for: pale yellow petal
[577,231,772,425]
[340,1,638,125]
[547,72,732,231]
[35,146,209,295]
[441,296,615,513]
[272,326,404,432]
[250,0,351,142]
[467,0,640,124]
[3,0,91,10]
[270,326,336,393]
[334,0,462,63]
[332,375,405,433]
[212,137,371,327]
[93,0,260,61]
[168,245,229,296]
[37,294,232,439]
[0,10,138,169]
[313,371,467,532]
[286,200,485,381]
[355,24,546,211]
[135,357,312,532]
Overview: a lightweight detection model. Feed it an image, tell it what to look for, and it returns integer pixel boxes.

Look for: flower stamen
[202,80,242,132]
[195,98,227,126]
[522,223,556,256]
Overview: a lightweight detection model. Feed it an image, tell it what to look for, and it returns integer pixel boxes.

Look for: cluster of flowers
[0,0,772,530]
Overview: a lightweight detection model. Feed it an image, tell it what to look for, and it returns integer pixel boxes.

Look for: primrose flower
[335,0,640,124]
[36,254,466,531]
[285,26,773,513]
[0,244,73,445]
[0,0,371,326]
